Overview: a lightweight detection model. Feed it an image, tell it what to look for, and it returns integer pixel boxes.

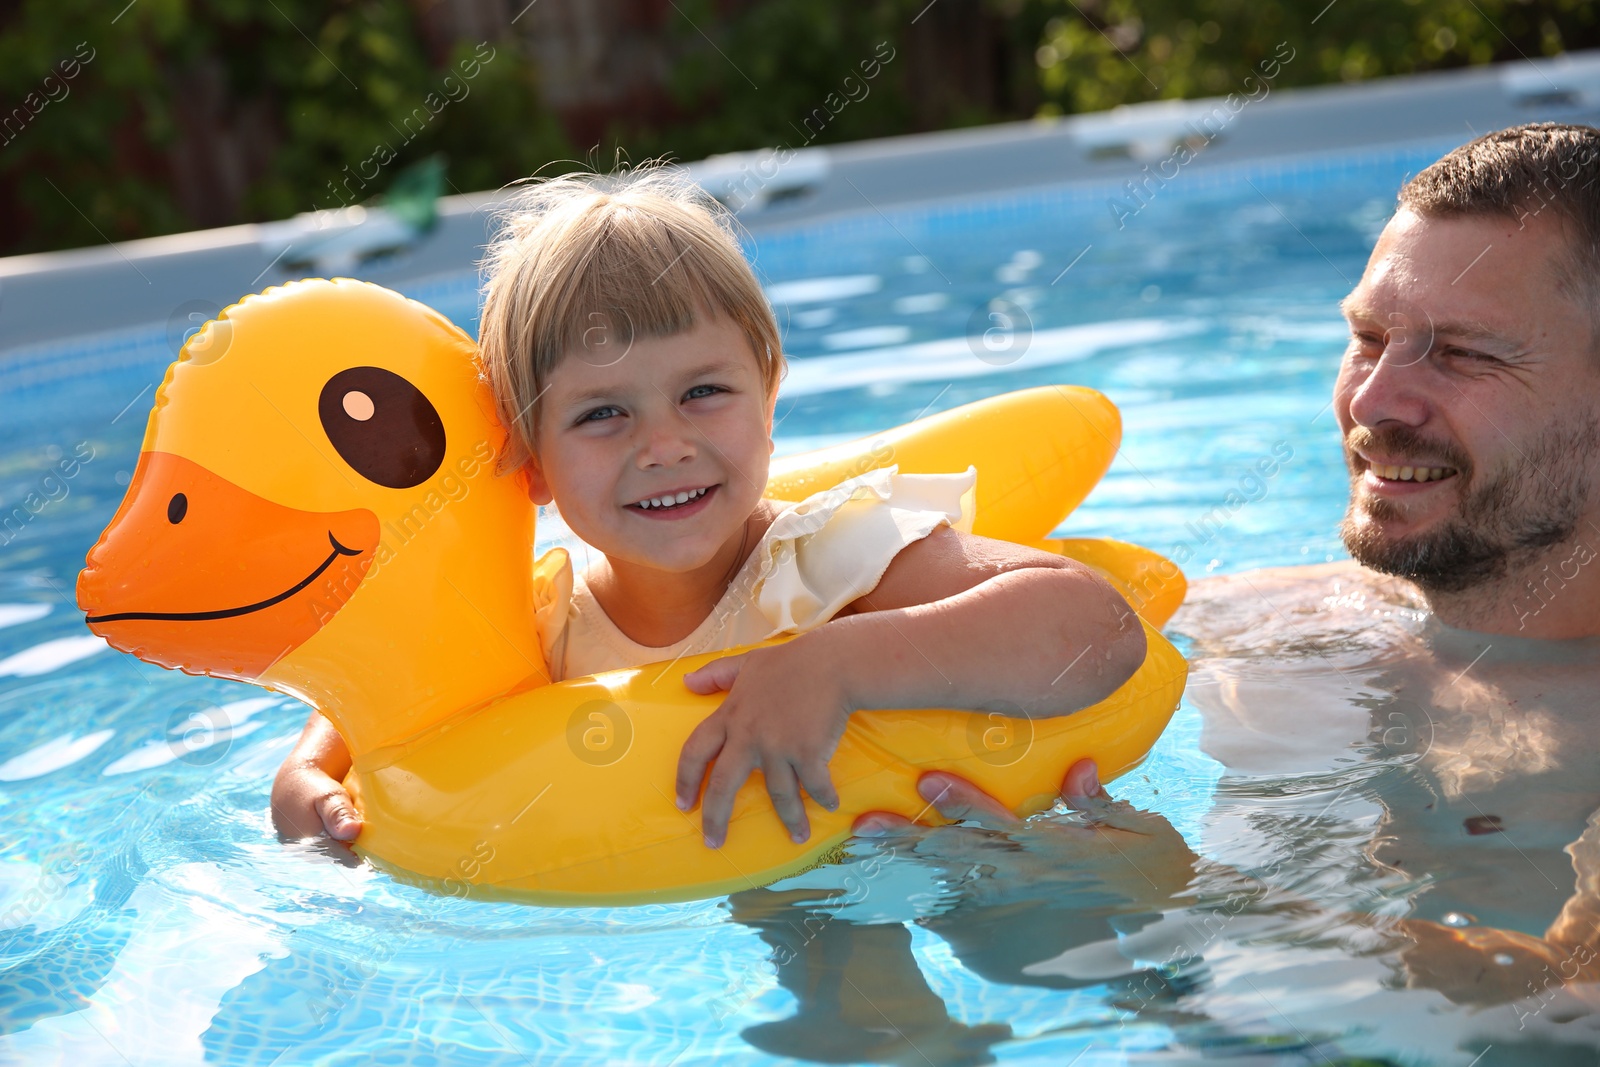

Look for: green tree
[608,0,1045,163]
[0,0,568,256]
[1029,0,1600,115]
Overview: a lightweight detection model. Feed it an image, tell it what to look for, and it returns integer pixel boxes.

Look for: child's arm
[270,710,363,841]
[675,527,1148,848]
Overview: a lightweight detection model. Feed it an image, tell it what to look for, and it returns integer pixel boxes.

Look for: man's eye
[684,384,725,401]
[1441,347,1493,362]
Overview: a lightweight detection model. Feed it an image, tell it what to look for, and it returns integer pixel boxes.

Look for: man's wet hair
[1399,122,1600,328]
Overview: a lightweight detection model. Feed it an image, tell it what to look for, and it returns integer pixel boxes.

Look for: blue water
[0,135,1482,1065]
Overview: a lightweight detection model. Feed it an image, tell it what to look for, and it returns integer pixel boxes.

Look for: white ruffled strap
[752,464,977,635]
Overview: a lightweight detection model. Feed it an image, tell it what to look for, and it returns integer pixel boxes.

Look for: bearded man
[863,123,1600,1027]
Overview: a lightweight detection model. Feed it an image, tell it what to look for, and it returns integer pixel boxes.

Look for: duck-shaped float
[77,279,1188,905]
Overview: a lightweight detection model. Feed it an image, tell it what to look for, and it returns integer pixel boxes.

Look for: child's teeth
[637,487,710,509]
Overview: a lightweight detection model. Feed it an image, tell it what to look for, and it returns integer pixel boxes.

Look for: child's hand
[270,711,362,841]
[271,760,363,841]
[675,640,850,849]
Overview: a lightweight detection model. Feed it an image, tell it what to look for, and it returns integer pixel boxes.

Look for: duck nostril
[167,493,188,524]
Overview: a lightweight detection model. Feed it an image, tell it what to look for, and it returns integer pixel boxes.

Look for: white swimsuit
[532,465,977,681]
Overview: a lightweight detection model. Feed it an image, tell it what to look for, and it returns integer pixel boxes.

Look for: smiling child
[272,167,1146,850]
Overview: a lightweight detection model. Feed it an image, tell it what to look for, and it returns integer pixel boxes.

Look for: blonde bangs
[479,168,785,468]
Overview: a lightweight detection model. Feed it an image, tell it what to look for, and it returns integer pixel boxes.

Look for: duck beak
[77,451,379,680]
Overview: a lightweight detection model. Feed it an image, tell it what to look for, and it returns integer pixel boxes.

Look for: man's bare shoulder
[1169,559,1427,654]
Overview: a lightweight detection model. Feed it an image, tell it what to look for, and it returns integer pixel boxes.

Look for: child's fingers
[674,717,727,811]
[699,746,759,849]
[314,789,362,841]
[761,759,811,845]
[683,654,746,695]
[795,759,839,815]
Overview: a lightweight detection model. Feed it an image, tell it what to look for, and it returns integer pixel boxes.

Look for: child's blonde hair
[479,166,786,468]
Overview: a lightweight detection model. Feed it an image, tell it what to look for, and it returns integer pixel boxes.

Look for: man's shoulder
[1190,559,1419,601]
[1170,559,1425,651]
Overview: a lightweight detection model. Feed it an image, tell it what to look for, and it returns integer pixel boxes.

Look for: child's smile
[627,482,716,517]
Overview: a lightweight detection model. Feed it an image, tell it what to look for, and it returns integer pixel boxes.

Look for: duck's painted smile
[85,531,364,624]
[78,451,379,680]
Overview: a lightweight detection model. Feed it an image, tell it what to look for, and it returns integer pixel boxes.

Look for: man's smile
[1350,445,1464,500]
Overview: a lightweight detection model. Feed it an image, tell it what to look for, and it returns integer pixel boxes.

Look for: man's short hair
[1398,123,1600,325]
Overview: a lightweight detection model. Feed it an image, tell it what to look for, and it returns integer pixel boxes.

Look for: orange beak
[77,452,379,681]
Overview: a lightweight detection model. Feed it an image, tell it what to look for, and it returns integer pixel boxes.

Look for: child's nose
[635,416,699,468]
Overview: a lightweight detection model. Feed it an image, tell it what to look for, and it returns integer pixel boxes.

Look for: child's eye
[578,405,622,425]
[683,384,725,402]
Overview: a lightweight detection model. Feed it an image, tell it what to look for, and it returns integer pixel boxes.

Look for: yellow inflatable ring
[77,279,1188,906]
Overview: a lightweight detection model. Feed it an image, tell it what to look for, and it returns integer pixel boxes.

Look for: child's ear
[764,388,779,453]
[522,456,554,506]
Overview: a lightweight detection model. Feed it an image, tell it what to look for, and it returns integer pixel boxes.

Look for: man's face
[1334,206,1600,594]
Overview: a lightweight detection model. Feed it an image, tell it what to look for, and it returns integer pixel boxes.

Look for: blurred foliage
[0,0,567,256]
[606,0,1600,186]
[2,0,1599,255]
[624,0,917,161]
[1028,0,1600,114]
[613,0,1048,162]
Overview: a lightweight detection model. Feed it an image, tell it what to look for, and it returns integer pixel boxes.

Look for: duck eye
[167,493,187,524]
[318,367,446,489]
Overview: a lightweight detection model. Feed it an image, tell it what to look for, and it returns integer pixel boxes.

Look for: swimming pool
[2,132,1556,1065]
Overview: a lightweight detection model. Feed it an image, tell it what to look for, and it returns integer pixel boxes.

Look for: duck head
[78,279,547,758]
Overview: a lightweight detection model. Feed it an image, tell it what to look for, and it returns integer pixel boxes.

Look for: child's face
[526,314,777,574]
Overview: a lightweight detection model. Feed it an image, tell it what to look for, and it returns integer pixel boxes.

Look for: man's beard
[1339,419,1599,595]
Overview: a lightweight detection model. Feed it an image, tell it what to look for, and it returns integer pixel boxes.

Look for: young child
[271,168,1146,850]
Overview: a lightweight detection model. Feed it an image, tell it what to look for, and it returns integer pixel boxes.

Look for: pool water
[0,132,1557,1065]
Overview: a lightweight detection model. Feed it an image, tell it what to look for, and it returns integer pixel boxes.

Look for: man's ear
[522,455,554,505]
